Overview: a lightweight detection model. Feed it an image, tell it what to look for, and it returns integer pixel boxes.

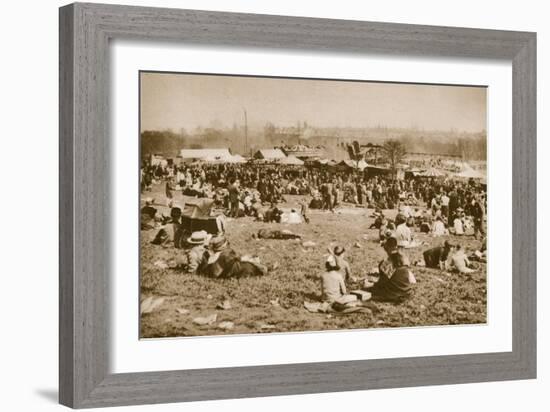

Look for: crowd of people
[141,160,487,312]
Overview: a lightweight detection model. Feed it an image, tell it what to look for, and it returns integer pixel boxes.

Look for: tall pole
[243,108,248,155]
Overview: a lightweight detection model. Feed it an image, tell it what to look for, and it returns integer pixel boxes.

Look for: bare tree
[382,139,407,177]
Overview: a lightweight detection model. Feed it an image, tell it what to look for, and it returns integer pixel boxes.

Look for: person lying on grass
[197,235,268,278]
[173,230,211,274]
[253,229,301,240]
[367,237,416,303]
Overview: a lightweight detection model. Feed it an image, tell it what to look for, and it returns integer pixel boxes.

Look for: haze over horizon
[140,72,487,136]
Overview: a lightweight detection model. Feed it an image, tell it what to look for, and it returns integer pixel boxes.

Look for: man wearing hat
[198,236,267,278]
[178,231,211,274]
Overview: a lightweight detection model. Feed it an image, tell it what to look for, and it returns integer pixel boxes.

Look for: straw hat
[186,230,211,245]
[209,236,228,252]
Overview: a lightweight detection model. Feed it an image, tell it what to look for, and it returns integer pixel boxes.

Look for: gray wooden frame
[59,2,536,409]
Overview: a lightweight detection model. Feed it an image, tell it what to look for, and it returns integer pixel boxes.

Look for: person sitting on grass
[419,209,432,233]
[451,210,465,236]
[448,244,478,274]
[369,208,385,229]
[331,245,352,282]
[284,208,303,224]
[422,240,454,269]
[320,255,347,303]
[264,203,283,223]
[151,205,184,247]
[395,214,421,248]
[140,198,157,230]
[431,215,448,237]
[367,237,416,303]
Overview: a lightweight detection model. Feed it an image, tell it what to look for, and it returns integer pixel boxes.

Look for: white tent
[254,148,287,160]
[224,154,247,163]
[279,155,304,165]
[180,148,232,162]
[338,159,368,170]
[419,167,445,177]
[455,168,486,179]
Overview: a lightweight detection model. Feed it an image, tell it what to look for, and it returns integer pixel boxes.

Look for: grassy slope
[140,185,486,338]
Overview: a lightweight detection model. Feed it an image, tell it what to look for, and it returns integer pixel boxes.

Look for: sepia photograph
[139,71,487,338]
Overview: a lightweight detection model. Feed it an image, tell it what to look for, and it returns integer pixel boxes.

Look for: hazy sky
[140,72,486,134]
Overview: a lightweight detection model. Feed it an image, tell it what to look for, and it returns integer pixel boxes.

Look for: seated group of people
[372,205,479,251]
[318,238,416,308]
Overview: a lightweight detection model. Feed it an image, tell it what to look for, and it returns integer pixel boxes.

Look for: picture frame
[59,2,536,408]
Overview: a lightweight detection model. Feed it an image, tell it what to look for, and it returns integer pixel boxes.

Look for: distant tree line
[141,127,487,161]
[141,130,188,158]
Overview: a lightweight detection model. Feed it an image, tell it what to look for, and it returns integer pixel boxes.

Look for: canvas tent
[254,148,287,161]
[278,155,304,165]
[229,154,247,163]
[180,148,232,163]
[338,159,368,171]
[419,167,446,177]
[454,168,486,180]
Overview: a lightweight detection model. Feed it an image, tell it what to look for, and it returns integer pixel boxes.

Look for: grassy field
[140,184,487,338]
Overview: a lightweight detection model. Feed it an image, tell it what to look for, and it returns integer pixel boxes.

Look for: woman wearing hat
[319,255,348,303]
[332,245,352,282]
[394,213,420,248]
[367,237,415,303]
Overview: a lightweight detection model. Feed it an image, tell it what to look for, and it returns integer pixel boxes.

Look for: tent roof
[255,148,287,160]
[455,168,486,179]
[180,148,232,161]
[278,155,304,165]
[419,167,446,177]
[229,154,247,163]
[339,159,368,170]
